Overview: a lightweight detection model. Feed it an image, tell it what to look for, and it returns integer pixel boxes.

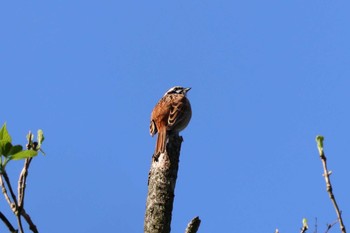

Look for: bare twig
[0,211,17,233]
[300,226,307,233]
[301,225,308,233]
[18,158,33,210]
[316,136,346,233]
[300,218,308,233]
[185,216,201,233]
[21,208,38,233]
[325,219,339,233]
[2,171,24,233]
[314,217,317,233]
[18,158,38,233]
[0,175,13,206]
[2,172,18,209]
[1,163,38,233]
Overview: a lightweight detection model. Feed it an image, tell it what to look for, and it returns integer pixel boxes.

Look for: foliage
[0,123,45,233]
[0,123,45,170]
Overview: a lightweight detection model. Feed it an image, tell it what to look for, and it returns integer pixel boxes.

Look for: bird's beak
[185,87,191,93]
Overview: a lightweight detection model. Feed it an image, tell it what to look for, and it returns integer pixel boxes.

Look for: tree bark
[144,133,183,233]
[185,216,201,233]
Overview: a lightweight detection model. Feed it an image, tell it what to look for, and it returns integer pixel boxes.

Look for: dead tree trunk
[144,133,183,233]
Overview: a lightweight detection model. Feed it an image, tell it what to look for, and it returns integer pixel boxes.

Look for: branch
[144,133,183,233]
[18,158,33,211]
[2,172,19,211]
[316,136,346,233]
[185,216,201,233]
[301,225,308,233]
[0,175,13,207]
[2,171,24,233]
[300,218,308,233]
[0,211,16,233]
[0,161,38,233]
[18,158,39,233]
[314,217,317,233]
[325,219,338,233]
[21,208,38,233]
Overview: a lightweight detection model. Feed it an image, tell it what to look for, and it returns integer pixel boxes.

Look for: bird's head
[164,86,191,96]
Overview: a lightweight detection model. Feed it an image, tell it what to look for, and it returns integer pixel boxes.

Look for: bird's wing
[167,95,186,129]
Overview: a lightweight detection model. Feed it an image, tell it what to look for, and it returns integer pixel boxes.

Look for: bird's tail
[154,128,167,160]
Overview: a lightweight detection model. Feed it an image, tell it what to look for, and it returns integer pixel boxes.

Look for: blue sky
[1,1,350,232]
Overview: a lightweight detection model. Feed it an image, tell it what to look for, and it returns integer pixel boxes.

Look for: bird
[150,86,192,160]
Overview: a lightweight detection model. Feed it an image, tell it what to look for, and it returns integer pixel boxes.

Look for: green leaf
[0,141,12,156]
[0,123,12,143]
[10,150,38,160]
[316,135,324,155]
[0,141,4,155]
[37,129,45,145]
[8,145,23,156]
[316,135,324,148]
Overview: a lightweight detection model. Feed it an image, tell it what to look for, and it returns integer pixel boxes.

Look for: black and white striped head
[163,86,191,97]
